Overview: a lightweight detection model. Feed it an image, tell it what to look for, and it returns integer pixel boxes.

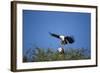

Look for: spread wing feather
[65,36,74,44]
[49,32,60,39]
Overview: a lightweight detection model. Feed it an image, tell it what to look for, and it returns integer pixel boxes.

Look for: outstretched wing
[65,36,74,44]
[49,32,60,39]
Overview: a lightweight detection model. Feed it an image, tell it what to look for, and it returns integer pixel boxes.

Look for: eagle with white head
[49,32,74,45]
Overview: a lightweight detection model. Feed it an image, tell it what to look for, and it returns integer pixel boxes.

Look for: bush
[23,47,90,62]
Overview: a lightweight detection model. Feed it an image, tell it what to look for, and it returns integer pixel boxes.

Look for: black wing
[65,36,74,44]
[49,32,60,39]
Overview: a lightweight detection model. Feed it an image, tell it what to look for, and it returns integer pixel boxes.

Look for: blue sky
[23,10,91,54]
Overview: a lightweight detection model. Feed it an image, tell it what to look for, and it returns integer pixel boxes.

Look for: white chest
[59,35,64,40]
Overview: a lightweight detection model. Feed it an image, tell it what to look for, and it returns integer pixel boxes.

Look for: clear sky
[23,10,91,54]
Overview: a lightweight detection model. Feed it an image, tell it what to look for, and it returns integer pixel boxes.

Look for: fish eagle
[49,32,74,45]
[57,47,64,54]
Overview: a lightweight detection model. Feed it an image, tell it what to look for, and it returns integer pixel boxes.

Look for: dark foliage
[23,48,90,62]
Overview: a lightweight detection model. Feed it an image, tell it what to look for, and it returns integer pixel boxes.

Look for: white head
[59,35,64,40]
[57,47,63,52]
